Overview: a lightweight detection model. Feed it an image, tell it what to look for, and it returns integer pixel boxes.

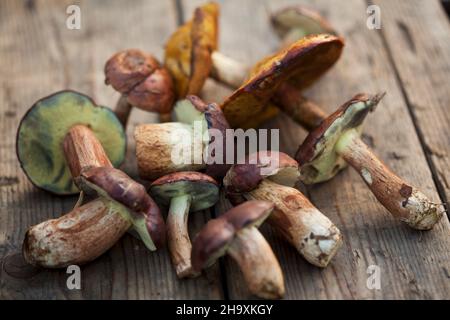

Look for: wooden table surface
[0,0,449,300]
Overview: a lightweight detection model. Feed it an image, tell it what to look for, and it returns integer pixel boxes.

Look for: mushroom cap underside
[295,93,385,184]
[16,90,126,195]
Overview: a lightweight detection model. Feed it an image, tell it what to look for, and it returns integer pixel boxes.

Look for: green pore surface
[150,180,219,212]
[17,91,126,195]
[300,101,371,184]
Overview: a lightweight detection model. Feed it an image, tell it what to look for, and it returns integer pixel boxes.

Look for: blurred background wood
[0,0,449,299]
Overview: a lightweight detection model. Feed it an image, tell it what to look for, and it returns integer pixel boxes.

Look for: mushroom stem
[114,95,133,127]
[227,226,285,299]
[167,194,200,278]
[335,129,442,230]
[211,51,249,89]
[246,179,342,267]
[63,124,113,179]
[272,82,327,130]
[23,198,131,268]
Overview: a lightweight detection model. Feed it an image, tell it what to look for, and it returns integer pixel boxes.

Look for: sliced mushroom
[296,94,443,230]
[223,151,342,267]
[16,90,126,195]
[192,201,284,299]
[150,172,219,278]
[135,95,230,180]
[105,49,175,126]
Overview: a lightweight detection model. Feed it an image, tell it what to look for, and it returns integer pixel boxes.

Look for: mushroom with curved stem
[223,151,342,267]
[135,95,230,181]
[18,91,165,267]
[150,172,219,278]
[295,93,443,230]
[192,201,284,299]
[23,167,166,268]
[105,49,175,126]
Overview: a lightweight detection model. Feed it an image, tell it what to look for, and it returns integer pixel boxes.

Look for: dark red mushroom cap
[223,151,300,203]
[295,93,386,184]
[78,166,166,250]
[191,200,274,271]
[150,171,219,212]
[105,49,175,114]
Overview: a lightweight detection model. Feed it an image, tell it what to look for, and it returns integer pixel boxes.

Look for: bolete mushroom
[295,94,443,230]
[16,90,126,195]
[23,166,165,268]
[135,95,230,180]
[105,49,175,126]
[192,200,284,299]
[223,151,342,267]
[150,172,219,278]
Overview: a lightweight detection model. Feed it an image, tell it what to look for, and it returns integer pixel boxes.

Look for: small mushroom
[223,151,342,267]
[165,2,218,98]
[150,172,219,278]
[23,167,165,268]
[135,95,230,180]
[105,49,175,126]
[295,94,443,230]
[16,90,126,195]
[192,201,284,299]
[271,5,337,48]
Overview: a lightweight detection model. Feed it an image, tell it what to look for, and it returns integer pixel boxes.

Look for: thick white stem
[211,51,249,88]
[227,226,285,299]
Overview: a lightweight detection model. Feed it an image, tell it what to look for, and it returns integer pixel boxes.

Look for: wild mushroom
[16,90,126,195]
[270,5,337,48]
[105,49,175,126]
[192,201,284,299]
[23,166,165,268]
[135,95,230,180]
[166,3,341,129]
[223,151,342,267]
[149,172,219,278]
[295,94,443,230]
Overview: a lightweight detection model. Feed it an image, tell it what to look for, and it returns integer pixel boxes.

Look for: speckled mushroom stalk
[105,49,175,126]
[296,94,443,230]
[135,95,230,181]
[192,201,284,299]
[150,172,219,278]
[224,151,342,267]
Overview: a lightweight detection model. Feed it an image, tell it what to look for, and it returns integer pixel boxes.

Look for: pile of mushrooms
[14,2,444,300]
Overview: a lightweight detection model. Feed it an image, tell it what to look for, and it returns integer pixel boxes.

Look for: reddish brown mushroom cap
[295,93,385,184]
[191,200,274,271]
[78,166,166,249]
[221,34,344,128]
[150,171,219,212]
[105,49,175,114]
[224,151,300,198]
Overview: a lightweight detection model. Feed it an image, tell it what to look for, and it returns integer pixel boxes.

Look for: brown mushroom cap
[191,200,274,271]
[164,2,218,98]
[271,5,337,41]
[77,166,166,250]
[175,95,231,180]
[224,151,300,199]
[221,34,344,129]
[105,49,174,114]
[150,171,219,212]
[295,93,385,184]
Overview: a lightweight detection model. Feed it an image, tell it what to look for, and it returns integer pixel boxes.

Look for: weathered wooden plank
[373,0,450,213]
[182,0,450,299]
[0,0,223,299]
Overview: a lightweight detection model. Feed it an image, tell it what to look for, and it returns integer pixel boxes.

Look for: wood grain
[181,0,450,299]
[0,0,223,300]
